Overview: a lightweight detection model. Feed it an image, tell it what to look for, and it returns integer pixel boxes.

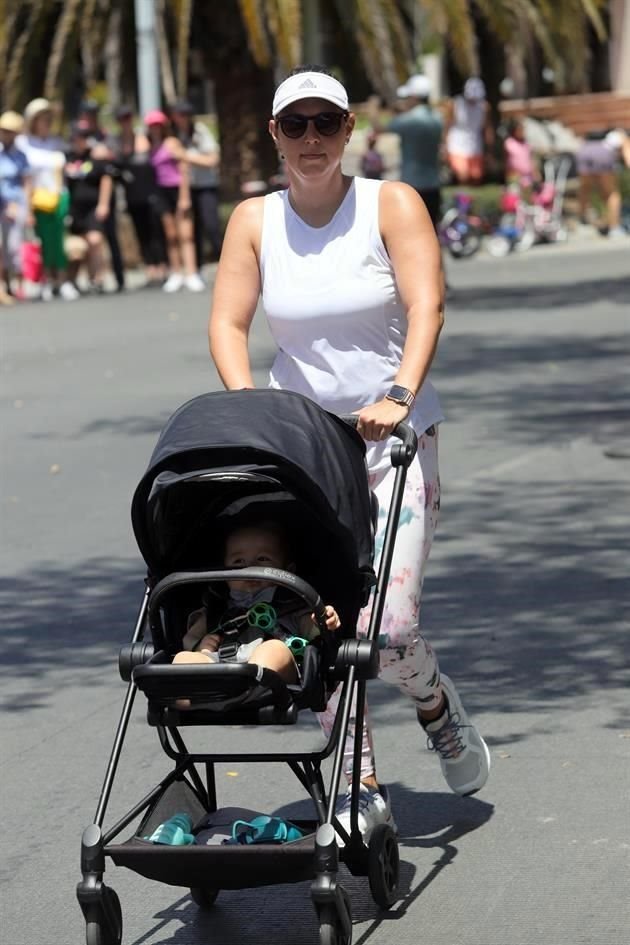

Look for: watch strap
[385,384,415,408]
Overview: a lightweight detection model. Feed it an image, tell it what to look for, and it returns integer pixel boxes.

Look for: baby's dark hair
[220,510,295,560]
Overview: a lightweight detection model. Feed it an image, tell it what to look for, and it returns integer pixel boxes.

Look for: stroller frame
[77,414,418,945]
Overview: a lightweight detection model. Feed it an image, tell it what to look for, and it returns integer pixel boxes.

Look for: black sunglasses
[276,111,348,139]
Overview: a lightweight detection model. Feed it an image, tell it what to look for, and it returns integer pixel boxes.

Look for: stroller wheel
[368,823,400,908]
[85,887,122,945]
[318,886,352,945]
[190,886,220,909]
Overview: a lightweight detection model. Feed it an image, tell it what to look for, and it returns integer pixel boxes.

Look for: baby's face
[224,527,291,593]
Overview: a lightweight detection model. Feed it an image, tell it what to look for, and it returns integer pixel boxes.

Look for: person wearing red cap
[145,110,205,293]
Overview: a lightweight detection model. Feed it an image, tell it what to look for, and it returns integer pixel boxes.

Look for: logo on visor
[299,78,317,89]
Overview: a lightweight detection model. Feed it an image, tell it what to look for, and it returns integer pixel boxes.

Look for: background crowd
[363,73,630,240]
[1,75,629,307]
[0,97,222,305]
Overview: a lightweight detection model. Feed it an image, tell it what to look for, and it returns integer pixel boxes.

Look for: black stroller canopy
[131,390,375,618]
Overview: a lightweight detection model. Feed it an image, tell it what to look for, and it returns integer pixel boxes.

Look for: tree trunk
[104,6,122,113]
[176,0,193,98]
[156,0,177,105]
[44,0,83,100]
[196,2,277,201]
[212,63,277,200]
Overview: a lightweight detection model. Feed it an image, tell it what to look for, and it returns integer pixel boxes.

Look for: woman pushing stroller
[209,66,491,839]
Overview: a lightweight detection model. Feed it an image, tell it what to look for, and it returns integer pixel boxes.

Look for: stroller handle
[339,414,417,467]
[148,568,329,631]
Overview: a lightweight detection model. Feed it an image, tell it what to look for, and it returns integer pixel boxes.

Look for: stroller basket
[107,778,321,890]
[106,829,320,890]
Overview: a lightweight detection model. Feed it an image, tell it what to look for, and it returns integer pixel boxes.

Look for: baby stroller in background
[486,156,571,257]
[76,389,418,945]
[438,192,484,259]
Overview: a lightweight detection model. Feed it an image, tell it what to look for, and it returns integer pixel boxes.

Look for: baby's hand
[197,633,220,652]
[320,605,341,631]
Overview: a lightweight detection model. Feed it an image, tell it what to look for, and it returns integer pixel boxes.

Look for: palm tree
[412,1,607,94]
[0,0,609,194]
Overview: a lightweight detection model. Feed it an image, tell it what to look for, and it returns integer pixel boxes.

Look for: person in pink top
[503,119,539,191]
[145,110,205,292]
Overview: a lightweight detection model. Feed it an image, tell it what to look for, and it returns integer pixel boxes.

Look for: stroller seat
[132,639,326,725]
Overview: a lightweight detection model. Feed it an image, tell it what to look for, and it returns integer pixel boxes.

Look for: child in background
[503,119,538,193]
[360,132,385,180]
[173,517,341,685]
[503,119,540,193]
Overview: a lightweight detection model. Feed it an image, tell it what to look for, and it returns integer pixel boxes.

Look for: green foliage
[443,183,504,217]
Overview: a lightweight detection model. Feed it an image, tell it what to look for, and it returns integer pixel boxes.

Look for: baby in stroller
[173,515,341,684]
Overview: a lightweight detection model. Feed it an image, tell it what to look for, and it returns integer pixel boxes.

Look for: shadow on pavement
[422,478,628,719]
[0,557,142,710]
[352,788,494,945]
[447,274,630,310]
[434,330,629,443]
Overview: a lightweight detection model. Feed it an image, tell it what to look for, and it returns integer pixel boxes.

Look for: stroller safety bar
[147,568,328,631]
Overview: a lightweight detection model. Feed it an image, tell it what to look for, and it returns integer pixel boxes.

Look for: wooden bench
[499,92,630,137]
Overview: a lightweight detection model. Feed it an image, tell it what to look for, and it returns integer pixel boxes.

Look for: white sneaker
[422,674,491,796]
[334,783,396,845]
[162,273,184,293]
[40,284,54,302]
[608,226,628,240]
[184,272,206,292]
[59,281,80,301]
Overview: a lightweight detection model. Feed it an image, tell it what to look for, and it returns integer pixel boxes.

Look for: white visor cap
[272,72,349,117]
[397,74,432,99]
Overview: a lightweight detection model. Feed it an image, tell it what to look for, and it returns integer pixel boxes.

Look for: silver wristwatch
[385,384,415,408]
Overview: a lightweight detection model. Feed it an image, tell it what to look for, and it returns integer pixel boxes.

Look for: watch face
[388,385,414,406]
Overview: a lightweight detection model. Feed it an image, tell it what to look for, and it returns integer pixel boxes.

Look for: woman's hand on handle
[354,398,410,442]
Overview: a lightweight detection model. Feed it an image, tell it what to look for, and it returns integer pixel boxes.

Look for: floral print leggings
[316,428,442,780]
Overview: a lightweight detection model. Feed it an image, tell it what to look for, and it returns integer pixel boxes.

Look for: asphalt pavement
[1,239,629,945]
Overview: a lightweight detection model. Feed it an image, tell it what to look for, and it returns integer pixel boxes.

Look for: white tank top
[260,177,443,472]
